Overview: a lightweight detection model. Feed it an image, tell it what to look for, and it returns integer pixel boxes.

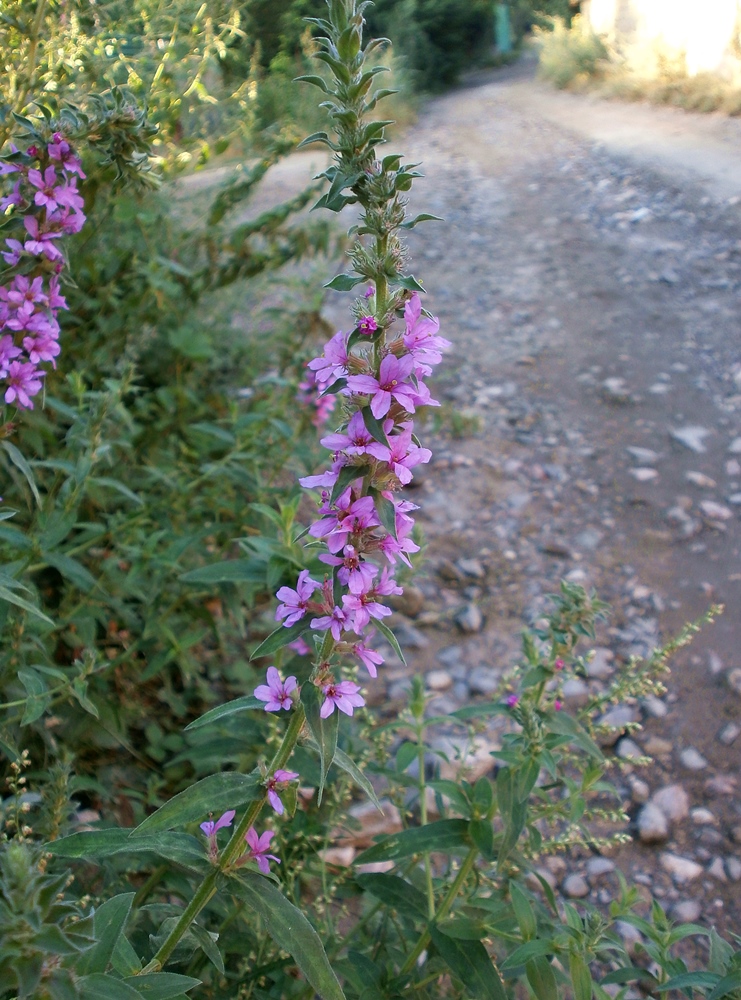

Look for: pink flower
[23,330,61,367]
[364,286,375,299]
[554,699,563,711]
[299,468,339,490]
[0,335,22,378]
[385,424,432,485]
[288,636,311,656]
[244,827,280,874]
[319,544,378,594]
[2,239,23,265]
[320,410,389,461]
[265,769,299,815]
[353,639,384,678]
[310,605,348,641]
[23,217,63,260]
[254,666,298,712]
[403,293,450,368]
[4,361,44,409]
[47,277,68,311]
[5,275,47,309]
[28,166,62,212]
[200,809,235,838]
[347,353,418,419]
[357,316,378,334]
[48,133,86,177]
[378,516,420,567]
[275,569,320,626]
[306,330,350,386]
[505,694,519,707]
[342,589,392,635]
[554,659,565,671]
[320,680,365,718]
[0,181,22,212]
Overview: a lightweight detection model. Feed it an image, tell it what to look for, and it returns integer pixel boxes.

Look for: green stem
[417,725,435,921]
[399,846,478,978]
[139,705,306,974]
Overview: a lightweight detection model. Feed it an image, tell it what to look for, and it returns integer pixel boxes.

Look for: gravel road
[350,60,741,933]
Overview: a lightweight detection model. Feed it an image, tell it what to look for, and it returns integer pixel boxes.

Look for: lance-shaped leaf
[130,772,261,835]
[48,831,208,870]
[251,619,309,660]
[302,682,338,804]
[225,872,346,1000]
[185,695,264,731]
[400,213,443,230]
[547,711,604,762]
[355,872,428,919]
[77,893,134,975]
[78,975,143,1000]
[430,927,507,1000]
[122,973,202,998]
[396,274,426,293]
[330,463,367,504]
[180,560,266,584]
[373,619,406,666]
[354,819,469,864]
[360,406,389,447]
[371,490,397,540]
[324,272,364,291]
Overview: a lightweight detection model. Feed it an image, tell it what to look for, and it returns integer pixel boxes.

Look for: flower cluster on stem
[0,134,86,412]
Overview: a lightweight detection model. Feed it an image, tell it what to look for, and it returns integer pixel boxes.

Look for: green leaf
[526,956,559,1000]
[111,934,142,977]
[226,872,346,1000]
[501,939,554,969]
[250,619,309,660]
[430,927,507,1000]
[131,772,260,835]
[510,883,536,941]
[400,213,443,230]
[185,695,263,731]
[44,552,98,593]
[371,491,397,540]
[652,972,720,993]
[91,476,144,506]
[48,830,207,869]
[189,923,225,975]
[373,618,406,666]
[496,767,526,867]
[78,893,134,975]
[331,747,383,812]
[180,560,266,585]
[302,682,338,805]
[707,973,741,1000]
[355,873,428,919]
[1,440,41,506]
[78,975,143,1000]
[0,583,55,625]
[354,819,469,865]
[436,917,487,940]
[331,463,366,504]
[452,703,509,721]
[570,953,593,1000]
[18,667,50,725]
[324,272,363,291]
[469,819,494,859]
[122,974,201,999]
[396,274,426,293]
[547,712,604,762]
[360,406,389,448]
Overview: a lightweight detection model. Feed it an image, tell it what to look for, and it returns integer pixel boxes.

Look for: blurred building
[583,0,741,79]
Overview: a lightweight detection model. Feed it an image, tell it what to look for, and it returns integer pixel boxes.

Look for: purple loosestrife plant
[0,135,86,415]
[131,0,448,982]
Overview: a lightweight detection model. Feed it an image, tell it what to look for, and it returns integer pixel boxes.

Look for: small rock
[437,645,464,668]
[643,736,672,755]
[426,670,453,691]
[637,803,669,843]
[587,647,615,679]
[321,846,356,867]
[718,722,740,745]
[586,857,616,878]
[708,651,725,676]
[617,737,643,760]
[627,446,660,464]
[629,467,658,482]
[671,899,701,922]
[699,500,733,521]
[630,777,650,803]
[467,665,500,696]
[454,603,484,633]
[671,426,712,453]
[704,774,737,796]
[726,857,741,881]
[457,558,486,579]
[727,668,741,696]
[389,584,425,618]
[438,560,465,583]
[562,678,590,706]
[394,619,429,650]
[685,471,717,488]
[679,747,708,771]
[642,695,668,718]
[651,784,690,823]
[660,853,703,883]
[602,377,631,403]
[728,437,741,454]
[691,808,716,825]
[707,857,727,882]
[562,873,590,898]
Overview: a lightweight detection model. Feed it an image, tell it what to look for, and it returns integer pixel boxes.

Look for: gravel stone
[679,747,708,770]
[727,668,741,696]
[671,426,712,453]
[454,603,484,633]
[596,705,639,746]
[425,670,453,691]
[630,778,650,803]
[651,784,690,822]
[637,802,669,843]
[660,853,704,883]
[467,665,500,696]
[671,900,701,922]
[718,722,740,745]
[586,647,615,679]
[690,808,716,825]
[562,873,590,898]
[726,858,741,881]
[586,857,616,878]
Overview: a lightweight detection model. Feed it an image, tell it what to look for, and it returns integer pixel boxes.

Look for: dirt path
[355,62,741,930]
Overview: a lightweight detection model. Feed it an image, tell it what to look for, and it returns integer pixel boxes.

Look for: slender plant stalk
[139,706,306,974]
